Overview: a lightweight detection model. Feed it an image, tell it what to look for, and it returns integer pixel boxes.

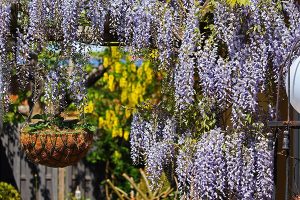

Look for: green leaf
[226,0,250,7]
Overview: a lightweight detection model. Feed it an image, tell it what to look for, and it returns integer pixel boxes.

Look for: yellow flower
[113,150,122,160]
[119,77,127,88]
[149,49,159,59]
[106,110,111,122]
[126,55,132,61]
[118,128,123,137]
[136,83,143,95]
[111,46,117,57]
[103,72,109,81]
[108,74,115,91]
[122,71,128,78]
[115,62,122,73]
[125,109,131,119]
[103,57,109,68]
[137,67,143,79]
[112,128,118,138]
[143,60,150,69]
[123,130,129,141]
[129,92,138,106]
[121,90,128,103]
[84,101,94,113]
[113,117,119,127]
[130,63,136,72]
[115,104,120,113]
[98,117,105,128]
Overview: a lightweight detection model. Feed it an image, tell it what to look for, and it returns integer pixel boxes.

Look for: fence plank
[13,125,21,190]
[65,165,73,198]
[39,165,46,200]
[20,153,30,200]
[58,168,65,200]
[52,168,58,200]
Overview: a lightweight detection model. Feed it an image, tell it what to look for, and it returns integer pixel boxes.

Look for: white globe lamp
[286,56,300,114]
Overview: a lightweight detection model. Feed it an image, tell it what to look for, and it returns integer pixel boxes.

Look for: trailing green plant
[22,114,96,134]
[0,182,21,200]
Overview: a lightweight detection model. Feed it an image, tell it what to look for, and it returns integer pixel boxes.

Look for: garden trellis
[0,0,300,199]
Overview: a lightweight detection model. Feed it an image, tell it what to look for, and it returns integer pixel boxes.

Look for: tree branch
[85,66,107,88]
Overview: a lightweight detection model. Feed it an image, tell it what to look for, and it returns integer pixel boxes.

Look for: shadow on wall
[68,159,106,199]
[0,139,18,189]
[83,160,106,199]
[0,125,18,189]
[28,162,41,200]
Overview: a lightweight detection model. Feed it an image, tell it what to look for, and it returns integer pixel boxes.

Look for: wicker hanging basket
[20,124,93,168]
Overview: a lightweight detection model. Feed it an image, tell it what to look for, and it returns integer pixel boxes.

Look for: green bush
[0,182,21,200]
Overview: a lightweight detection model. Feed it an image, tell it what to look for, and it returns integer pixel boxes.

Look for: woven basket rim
[21,123,93,135]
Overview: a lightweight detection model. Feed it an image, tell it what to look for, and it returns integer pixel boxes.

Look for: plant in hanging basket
[20,115,95,168]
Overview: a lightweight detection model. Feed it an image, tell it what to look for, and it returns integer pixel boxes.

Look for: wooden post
[58,168,65,200]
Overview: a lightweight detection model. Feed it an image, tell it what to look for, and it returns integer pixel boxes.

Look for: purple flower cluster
[191,128,226,199]
[44,64,68,114]
[172,129,274,199]
[174,4,199,111]
[146,142,174,188]
[61,0,80,44]
[0,4,11,109]
[255,136,274,199]
[130,113,146,164]
[68,61,87,107]
[197,41,232,109]
[16,30,30,89]
[130,111,274,197]
[212,0,295,127]
[175,139,195,198]
[130,113,158,164]
[27,0,42,44]
[125,1,283,196]
[130,0,156,51]
[214,2,244,58]
[157,8,175,67]
[130,114,177,186]
[107,0,125,35]
[87,0,106,41]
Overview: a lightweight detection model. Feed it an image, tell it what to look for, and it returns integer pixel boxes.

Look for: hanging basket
[20,125,93,168]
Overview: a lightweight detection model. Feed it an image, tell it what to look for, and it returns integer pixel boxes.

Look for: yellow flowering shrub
[84,101,94,113]
[86,47,160,141]
[85,47,161,193]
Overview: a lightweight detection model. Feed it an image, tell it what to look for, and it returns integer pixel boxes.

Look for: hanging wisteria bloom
[61,0,80,44]
[0,3,12,110]
[255,135,274,199]
[1,0,297,198]
[174,4,199,111]
[197,41,231,108]
[191,128,226,199]
[87,0,107,41]
[156,7,175,68]
[176,139,195,198]
[27,0,43,45]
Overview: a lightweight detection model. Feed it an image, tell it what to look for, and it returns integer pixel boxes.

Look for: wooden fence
[0,124,104,200]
